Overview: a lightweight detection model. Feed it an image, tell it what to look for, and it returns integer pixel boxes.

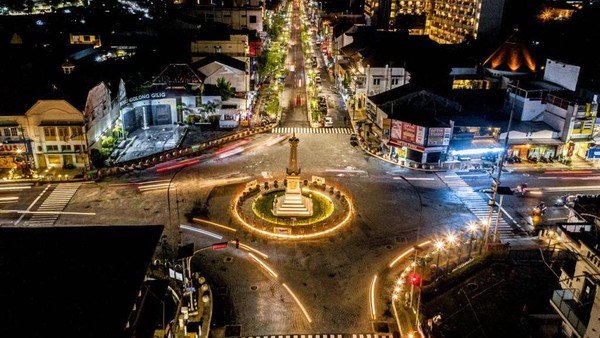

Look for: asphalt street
[1,2,598,338]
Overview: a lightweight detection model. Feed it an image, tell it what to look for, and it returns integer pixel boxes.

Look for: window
[46,145,59,152]
[58,127,69,140]
[71,127,82,139]
[74,145,85,153]
[249,15,257,23]
[3,127,17,137]
[44,127,56,140]
[62,145,72,152]
[391,77,401,86]
[373,78,381,85]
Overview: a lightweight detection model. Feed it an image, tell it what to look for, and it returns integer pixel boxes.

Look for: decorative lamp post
[445,233,456,271]
[434,240,445,279]
[478,219,489,255]
[467,222,478,259]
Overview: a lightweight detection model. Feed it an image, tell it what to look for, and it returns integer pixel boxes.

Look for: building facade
[425,0,505,44]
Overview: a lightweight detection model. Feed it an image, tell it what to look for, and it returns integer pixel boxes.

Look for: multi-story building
[550,201,600,338]
[363,83,459,164]
[184,1,264,32]
[425,0,506,44]
[363,0,428,31]
[500,59,598,162]
[191,32,250,62]
[363,0,505,43]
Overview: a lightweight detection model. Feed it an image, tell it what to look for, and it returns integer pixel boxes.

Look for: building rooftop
[0,225,164,338]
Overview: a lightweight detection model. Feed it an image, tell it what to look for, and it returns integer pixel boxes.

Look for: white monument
[272,133,313,217]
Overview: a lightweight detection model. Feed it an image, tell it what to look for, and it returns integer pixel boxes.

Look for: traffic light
[410,273,421,286]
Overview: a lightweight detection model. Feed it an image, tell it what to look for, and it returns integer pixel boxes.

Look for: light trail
[539,185,600,192]
[180,224,223,239]
[389,240,431,268]
[0,184,32,191]
[544,170,593,175]
[0,210,95,215]
[0,196,19,202]
[192,218,237,232]
[248,252,278,278]
[393,177,435,181]
[109,179,170,187]
[325,169,368,174]
[156,159,200,172]
[370,275,378,320]
[138,183,170,192]
[236,241,269,259]
[282,283,312,323]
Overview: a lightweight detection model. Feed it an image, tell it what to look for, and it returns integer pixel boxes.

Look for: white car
[323,116,333,127]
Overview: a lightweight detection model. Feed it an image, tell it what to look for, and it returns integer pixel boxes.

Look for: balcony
[549,289,589,337]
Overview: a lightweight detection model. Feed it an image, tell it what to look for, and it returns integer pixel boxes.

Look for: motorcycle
[515,183,528,197]
[533,202,547,216]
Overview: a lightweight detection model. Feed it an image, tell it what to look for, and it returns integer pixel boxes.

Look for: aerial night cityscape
[2,0,600,337]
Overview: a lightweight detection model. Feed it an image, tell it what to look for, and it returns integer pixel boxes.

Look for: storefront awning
[507,138,564,145]
[39,120,84,127]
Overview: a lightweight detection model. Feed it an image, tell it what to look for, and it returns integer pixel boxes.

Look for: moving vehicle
[515,182,528,197]
[323,116,333,127]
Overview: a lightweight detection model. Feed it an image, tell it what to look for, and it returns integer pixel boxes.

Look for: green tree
[216,77,235,101]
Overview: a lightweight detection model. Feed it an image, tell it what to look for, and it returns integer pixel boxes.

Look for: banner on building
[382,119,391,141]
[427,128,451,146]
[391,120,402,141]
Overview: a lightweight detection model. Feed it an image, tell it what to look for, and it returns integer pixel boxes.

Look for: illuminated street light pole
[445,233,456,271]
[434,240,444,279]
[467,222,478,259]
[484,86,517,251]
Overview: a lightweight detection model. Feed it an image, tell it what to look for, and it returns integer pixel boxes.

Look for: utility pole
[483,87,517,250]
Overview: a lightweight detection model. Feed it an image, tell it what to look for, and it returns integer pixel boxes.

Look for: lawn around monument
[252,189,334,226]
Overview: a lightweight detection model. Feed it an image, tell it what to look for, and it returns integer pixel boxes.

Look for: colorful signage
[0,143,29,155]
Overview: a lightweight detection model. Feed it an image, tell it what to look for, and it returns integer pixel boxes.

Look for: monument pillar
[273,133,313,217]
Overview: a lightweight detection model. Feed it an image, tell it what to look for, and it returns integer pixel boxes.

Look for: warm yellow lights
[233,188,353,240]
[282,283,312,323]
[248,252,278,278]
[389,240,431,268]
[370,275,378,320]
[193,218,237,232]
[238,242,269,260]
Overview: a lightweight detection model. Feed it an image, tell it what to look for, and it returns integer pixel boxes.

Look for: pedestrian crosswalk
[21,182,82,227]
[437,172,526,238]
[242,334,393,338]
[271,127,353,134]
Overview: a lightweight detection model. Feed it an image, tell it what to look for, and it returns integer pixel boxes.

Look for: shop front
[386,120,450,164]
[0,140,33,178]
[387,139,446,164]
[507,138,564,161]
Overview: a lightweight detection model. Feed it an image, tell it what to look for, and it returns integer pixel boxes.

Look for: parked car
[323,116,333,127]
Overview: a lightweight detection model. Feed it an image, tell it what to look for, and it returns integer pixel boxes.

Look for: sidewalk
[347,105,600,172]
[174,273,213,338]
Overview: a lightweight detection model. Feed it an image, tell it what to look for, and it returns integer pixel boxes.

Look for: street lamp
[467,222,478,259]
[434,240,445,279]
[445,233,456,271]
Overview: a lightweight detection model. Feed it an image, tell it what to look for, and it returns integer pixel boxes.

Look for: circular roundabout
[232,180,353,239]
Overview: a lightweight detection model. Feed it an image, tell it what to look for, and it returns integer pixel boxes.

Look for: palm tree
[216,77,235,101]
